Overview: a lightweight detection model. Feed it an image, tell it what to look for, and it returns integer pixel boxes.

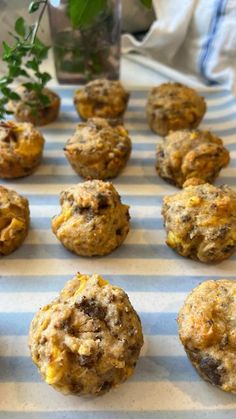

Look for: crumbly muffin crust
[52,180,130,256]
[74,79,129,120]
[178,279,236,393]
[0,121,45,178]
[156,130,229,187]
[0,185,29,255]
[162,181,236,263]
[146,82,206,136]
[8,86,60,126]
[64,118,132,180]
[29,273,143,396]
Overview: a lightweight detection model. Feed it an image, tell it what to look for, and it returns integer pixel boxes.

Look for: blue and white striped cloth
[0,86,236,418]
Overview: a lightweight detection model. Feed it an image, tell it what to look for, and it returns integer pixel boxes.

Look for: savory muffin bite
[156,129,230,187]
[29,273,143,396]
[146,82,206,136]
[0,121,45,178]
[52,180,130,256]
[74,79,129,120]
[0,185,29,255]
[178,279,236,393]
[64,117,132,180]
[8,86,60,126]
[162,180,236,263]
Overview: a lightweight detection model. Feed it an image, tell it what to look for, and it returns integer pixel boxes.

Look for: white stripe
[0,335,184,357]
[29,205,162,218]
[1,258,235,277]
[0,382,235,411]
[25,229,166,246]
[0,291,187,313]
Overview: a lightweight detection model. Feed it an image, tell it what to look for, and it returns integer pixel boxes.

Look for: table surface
[1,60,236,419]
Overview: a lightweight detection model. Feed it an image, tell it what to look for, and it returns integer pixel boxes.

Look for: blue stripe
[0,356,199,383]
[55,87,231,100]
[1,275,234,293]
[1,413,235,419]
[199,0,228,83]
[0,312,177,336]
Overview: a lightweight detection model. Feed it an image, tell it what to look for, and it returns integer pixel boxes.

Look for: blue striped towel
[0,87,236,418]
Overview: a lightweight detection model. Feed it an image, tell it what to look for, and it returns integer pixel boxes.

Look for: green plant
[0,0,51,120]
[67,0,152,28]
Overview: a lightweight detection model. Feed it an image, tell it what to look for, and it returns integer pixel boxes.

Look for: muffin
[0,121,45,178]
[0,185,30,255]
[146,82,206,136]
[64,118,132,180]
[178,279,236,393]
[74,79,129,120]
[29,273,143,396]
[156,130,230,187]
[8,86,60,126]
[52,180,130,256]
[162,180,236,263]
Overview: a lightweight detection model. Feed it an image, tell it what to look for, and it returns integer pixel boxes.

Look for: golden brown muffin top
[0,120,44,156]
[147,82,206,113]
[178,279,236,350]
[156,129,230,187]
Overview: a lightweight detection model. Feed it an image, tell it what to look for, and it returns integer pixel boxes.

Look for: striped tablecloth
[0,87,236,418]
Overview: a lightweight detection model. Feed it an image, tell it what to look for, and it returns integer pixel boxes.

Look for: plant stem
[31,0,48,44]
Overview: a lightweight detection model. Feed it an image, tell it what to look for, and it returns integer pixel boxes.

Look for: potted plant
[0,0,60,125]
[48,0,152,84]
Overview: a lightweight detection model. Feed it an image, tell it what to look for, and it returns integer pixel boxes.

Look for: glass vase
[48,0,121,84]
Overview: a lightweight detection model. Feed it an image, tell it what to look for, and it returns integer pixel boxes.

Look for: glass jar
[48,0,121,84]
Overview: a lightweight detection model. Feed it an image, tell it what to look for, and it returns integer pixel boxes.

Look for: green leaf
[38,72,51,86]
[139,0,152,8]
[38,93,51,106]
[15,17,26,37]
[1,86,11,97]
[26,58,39,71]
[2,41,11,55]
[8,92,21,101]
[0,76,9,86]
[68,0,107,29]
[29,1,40,13]
[23,82,40,91]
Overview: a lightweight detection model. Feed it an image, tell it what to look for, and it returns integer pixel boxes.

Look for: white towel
[122,0,236,93]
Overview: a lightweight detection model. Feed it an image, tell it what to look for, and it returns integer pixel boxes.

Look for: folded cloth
[122,0,236,94]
